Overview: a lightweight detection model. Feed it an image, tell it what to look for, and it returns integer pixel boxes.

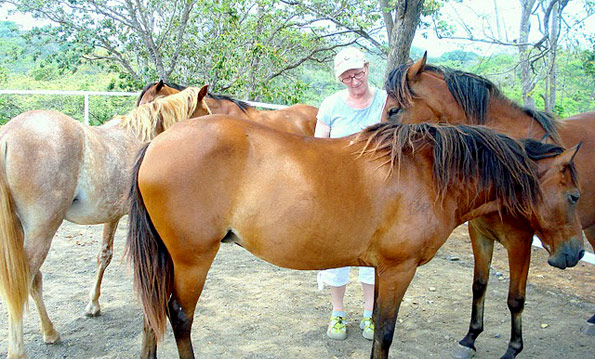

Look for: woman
[315,46,387,341]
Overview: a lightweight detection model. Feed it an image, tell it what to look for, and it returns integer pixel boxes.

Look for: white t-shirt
[317,88,387,138]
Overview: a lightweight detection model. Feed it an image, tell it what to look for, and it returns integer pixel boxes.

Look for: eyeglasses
[340,71,365,84]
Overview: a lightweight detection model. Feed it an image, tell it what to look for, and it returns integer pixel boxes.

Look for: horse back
[255,104,317,136]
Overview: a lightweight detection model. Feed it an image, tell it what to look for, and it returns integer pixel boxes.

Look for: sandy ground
[0,220,594,359]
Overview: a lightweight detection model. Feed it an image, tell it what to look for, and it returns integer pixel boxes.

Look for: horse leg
[454,222,495,359]
[9,221,62,358]
[168,246,219,359]
[30,270,61,344]
[5,223,61,358]
[370,261,417,359]
[6,314,25,359]
[582,225,595,335]
[500,238,532,359]
[85,219,120,317]
[141,316,157,359]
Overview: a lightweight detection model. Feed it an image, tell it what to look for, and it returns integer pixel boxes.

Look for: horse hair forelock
[384,64,415,108]
[120,87,206,142]
[355,122,542,218]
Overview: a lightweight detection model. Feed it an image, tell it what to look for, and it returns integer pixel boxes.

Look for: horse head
[385,53,496,126]
[525,140,584,268]
[137,80,184,106]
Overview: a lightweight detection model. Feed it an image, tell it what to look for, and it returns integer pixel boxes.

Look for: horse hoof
[582,322,595,336]
[7,351,27,359]
[85,302,101,317]
[452,344,476,359]
[43,329,61,344]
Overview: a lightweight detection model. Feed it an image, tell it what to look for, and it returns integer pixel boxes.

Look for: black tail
[125,143,173,340]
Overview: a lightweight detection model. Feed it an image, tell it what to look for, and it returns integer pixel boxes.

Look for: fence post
[84,94,89,125]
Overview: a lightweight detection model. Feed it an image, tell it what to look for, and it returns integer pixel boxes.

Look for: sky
[412,0,595,56]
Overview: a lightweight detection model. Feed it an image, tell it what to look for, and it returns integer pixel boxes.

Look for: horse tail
[0,139,30,323]
[125,142,173,341]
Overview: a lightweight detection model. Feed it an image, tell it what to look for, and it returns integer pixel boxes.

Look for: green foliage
[427,50,594,117]
[0,0,593,120]
[0,65,136,125]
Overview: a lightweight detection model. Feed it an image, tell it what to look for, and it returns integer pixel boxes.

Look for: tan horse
[384,54,595,358]
[0,85,211,359]
[126,117,583,359]
[137,80,318,135]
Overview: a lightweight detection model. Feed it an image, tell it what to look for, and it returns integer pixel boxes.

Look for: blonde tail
[0,142,29,322]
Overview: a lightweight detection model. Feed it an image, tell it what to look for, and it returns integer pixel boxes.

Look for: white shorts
[317,266,375,289]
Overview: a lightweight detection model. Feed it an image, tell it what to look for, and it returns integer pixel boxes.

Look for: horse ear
[156,79,164,91]
[552,142,582,170]
[407,51,427,81]
[197,84,209,100]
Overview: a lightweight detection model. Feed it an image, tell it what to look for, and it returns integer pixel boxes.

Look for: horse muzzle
[547,237,585,269]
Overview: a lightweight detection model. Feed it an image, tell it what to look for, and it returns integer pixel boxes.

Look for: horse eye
[388,107,401,117]
[567,191,579,204]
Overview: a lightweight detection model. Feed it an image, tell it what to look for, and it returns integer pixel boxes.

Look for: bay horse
[0,85,210,359]
[137,80,318,135]
[126,117,583,359]
[384,54,595,358]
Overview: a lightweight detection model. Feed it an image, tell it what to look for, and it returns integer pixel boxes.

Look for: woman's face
[339,64,369,96]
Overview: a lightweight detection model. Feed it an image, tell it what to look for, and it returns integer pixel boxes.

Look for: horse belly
[228,215,370,271]
[64,188,124,224]
[64,131,135,225]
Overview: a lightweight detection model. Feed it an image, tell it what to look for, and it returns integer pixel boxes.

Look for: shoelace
[329,316,346,331]
[362,318,374,330]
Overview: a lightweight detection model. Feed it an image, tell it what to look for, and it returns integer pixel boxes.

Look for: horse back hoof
[582,321,595,336]
[452,344,476,359]
[7,352,27,359]
[84,302,101,317]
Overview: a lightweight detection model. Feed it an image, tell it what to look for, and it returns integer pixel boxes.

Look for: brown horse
[0,86,210,359]
[137,80,318,136]
[126,117,583,359]
[384,54,595,358]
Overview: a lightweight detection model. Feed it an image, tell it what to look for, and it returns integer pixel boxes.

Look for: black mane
[385,64,561,142]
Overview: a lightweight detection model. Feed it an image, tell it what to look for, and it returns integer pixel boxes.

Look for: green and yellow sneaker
[327,315,347,340]
[360,317,374,340]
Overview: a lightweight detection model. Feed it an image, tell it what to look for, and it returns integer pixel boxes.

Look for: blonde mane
[119,87,211,142]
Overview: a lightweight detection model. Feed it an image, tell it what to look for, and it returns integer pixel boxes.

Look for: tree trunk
[383,0,424,79]
[545,2,558,112]
[518,0,537,108]
[545,0,569,112]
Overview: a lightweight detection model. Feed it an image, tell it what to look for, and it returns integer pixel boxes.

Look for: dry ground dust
[0,220,594,358]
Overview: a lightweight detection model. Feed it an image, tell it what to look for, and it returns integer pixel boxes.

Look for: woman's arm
[314,119,331,138]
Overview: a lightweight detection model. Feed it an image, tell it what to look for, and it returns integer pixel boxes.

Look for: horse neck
[450,182,503,224]
[486,98,546,140]
[205,97,254,120]
[189,101,210,119]
[92,118,144,149]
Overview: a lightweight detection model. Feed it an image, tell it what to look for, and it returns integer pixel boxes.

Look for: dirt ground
[0,220,593,359]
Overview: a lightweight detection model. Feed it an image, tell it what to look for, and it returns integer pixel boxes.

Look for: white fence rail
[0,89,286,125]
[532,237,595,265]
